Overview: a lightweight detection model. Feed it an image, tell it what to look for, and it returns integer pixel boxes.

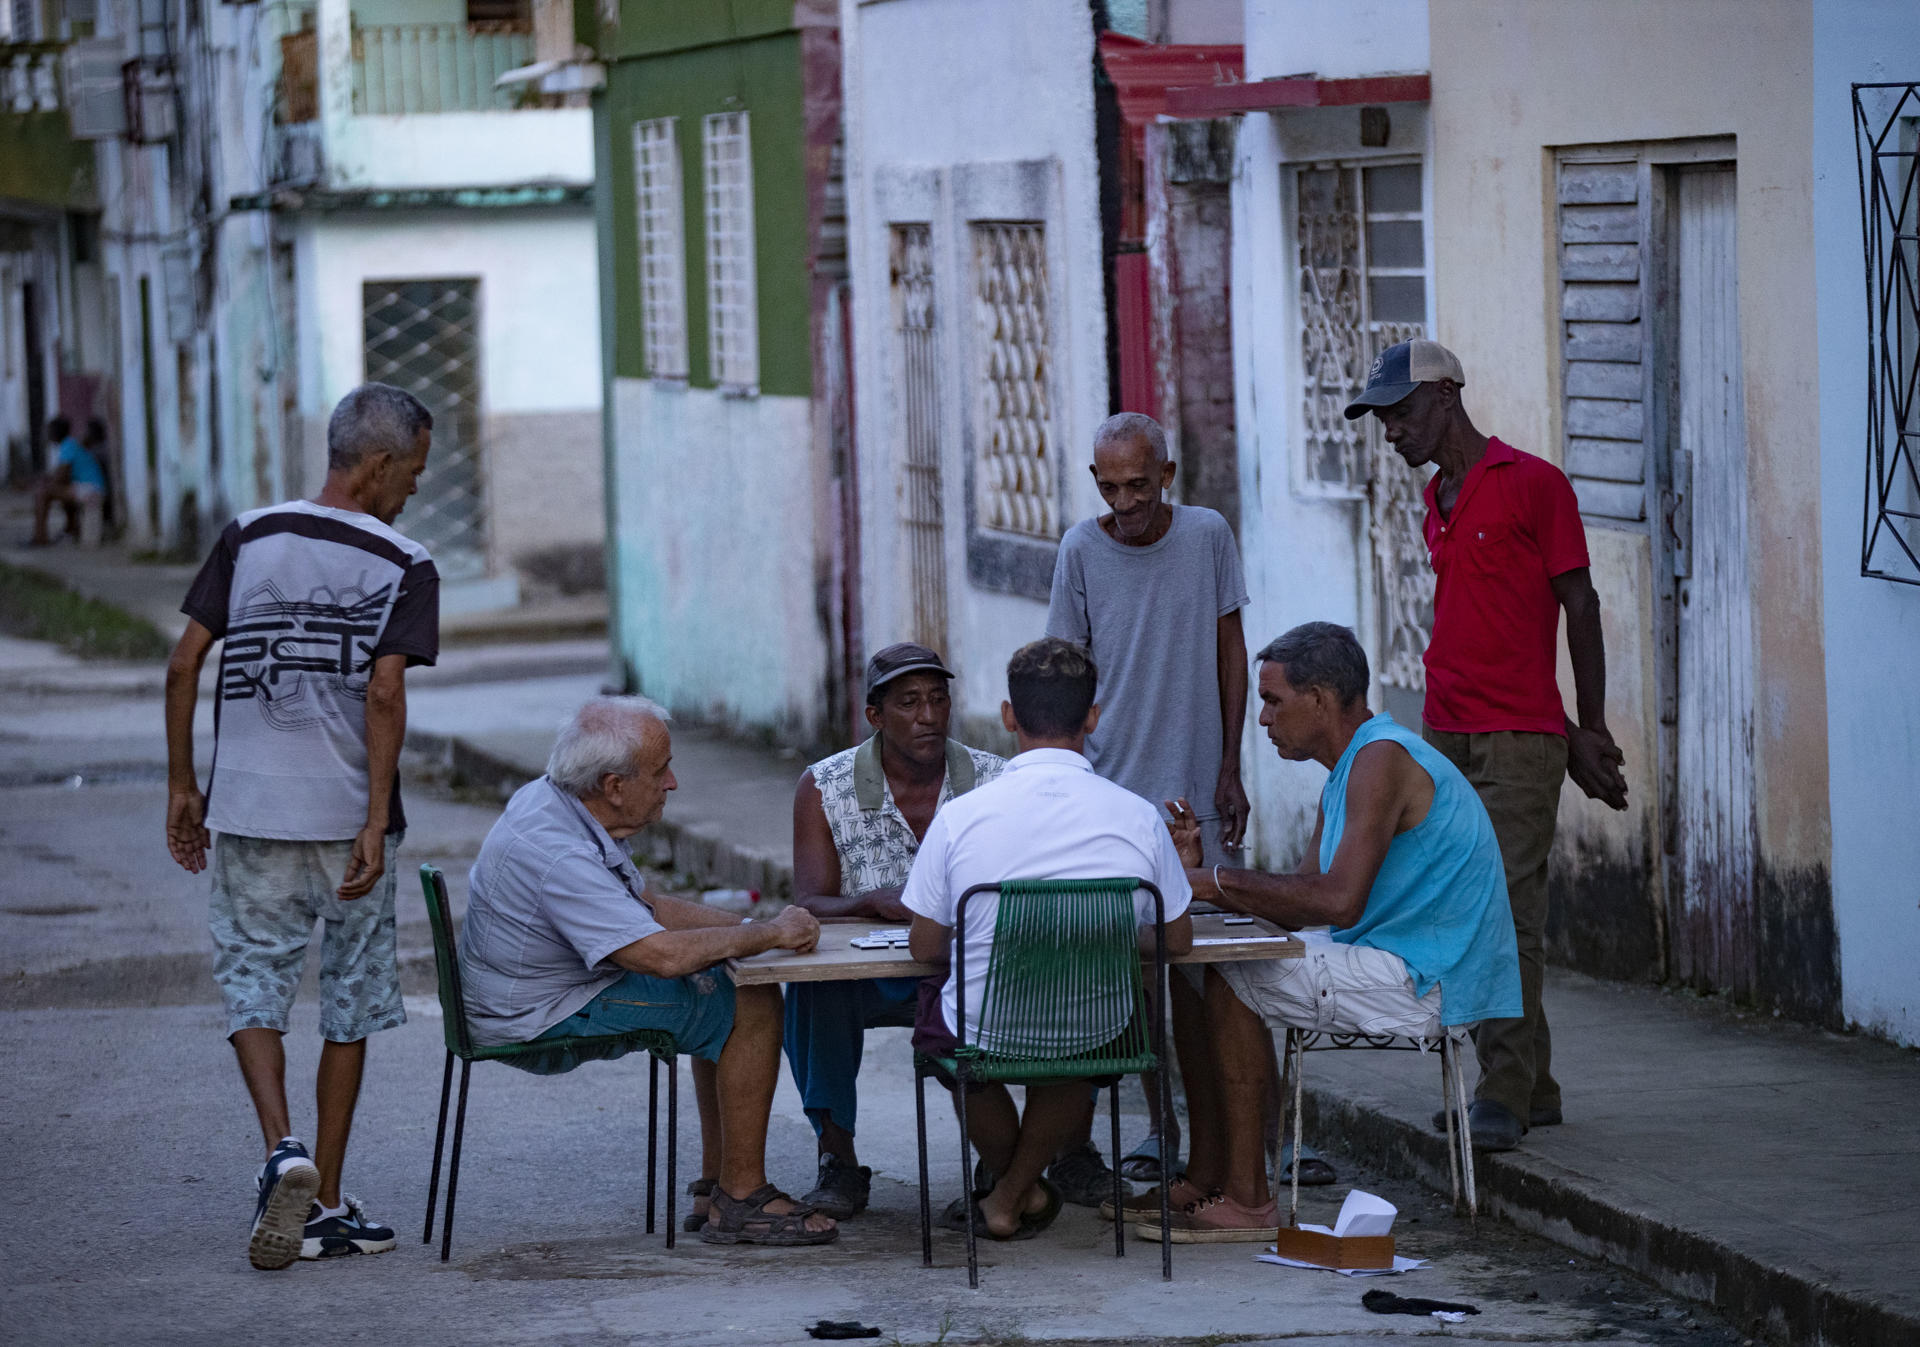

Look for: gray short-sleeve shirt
[1045,504,1248,818]
[460,777,666,1045]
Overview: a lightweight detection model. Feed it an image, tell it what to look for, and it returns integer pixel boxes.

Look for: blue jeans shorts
[539,967,737,1063]
[208,832,405,1043]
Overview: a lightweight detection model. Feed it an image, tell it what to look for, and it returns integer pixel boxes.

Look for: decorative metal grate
[362,279,487,579]
[891,224,947,653]
[1295,161,1433,691]
[973,221,1056,539]
[702,111,758,389]
[1854,83,1920,585]
[632,117,687,379]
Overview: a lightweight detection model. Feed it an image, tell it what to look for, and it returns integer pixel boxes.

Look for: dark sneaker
[300,1194,397,1260]
[1432,1100,1526,1151]
[1047,1142,1128,1208]
[1529,1103,1564,1127]
[249,1138,321,1271]
[801,1154,872,1220]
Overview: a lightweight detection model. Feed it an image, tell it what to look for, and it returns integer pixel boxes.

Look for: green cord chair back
[421,863,476,1059]
[952,877,1162,1080]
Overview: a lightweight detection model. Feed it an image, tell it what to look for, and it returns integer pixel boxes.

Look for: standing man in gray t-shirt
[1044,411,1251,1196]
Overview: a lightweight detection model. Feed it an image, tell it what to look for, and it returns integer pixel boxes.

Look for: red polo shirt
[1422,437,1588,737]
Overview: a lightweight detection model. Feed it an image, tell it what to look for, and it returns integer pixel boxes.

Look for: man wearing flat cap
[1348,338,1629,1151]
[778,643,1006,1218]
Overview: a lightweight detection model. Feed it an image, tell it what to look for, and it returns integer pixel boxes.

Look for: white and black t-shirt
[183,501,439,841]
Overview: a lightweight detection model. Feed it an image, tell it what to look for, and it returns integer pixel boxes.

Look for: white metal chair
[1278,1026,1477,1229]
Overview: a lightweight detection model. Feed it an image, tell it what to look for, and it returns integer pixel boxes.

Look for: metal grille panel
[1855,85,1920,584]
[973,221,1055,539]
[362,278,486,578]
[891,224,947,653]
[702,111,758,389]
[633,117,687,378]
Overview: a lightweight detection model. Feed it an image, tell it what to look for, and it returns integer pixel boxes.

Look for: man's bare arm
[164,621,216,874]
[1214,609,1251,847]
[1194,744,1414,929]
[791,769,912,920]
[649,891,756,930]
[611,906,820,980]
[1552,567,1628,810]
[339,654,406,899]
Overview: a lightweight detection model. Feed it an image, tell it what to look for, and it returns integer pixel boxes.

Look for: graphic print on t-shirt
[220,575,401,725]
[183,501,439,842]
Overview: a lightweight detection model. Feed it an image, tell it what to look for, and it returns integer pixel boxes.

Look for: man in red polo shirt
[1346,339,1628,1151]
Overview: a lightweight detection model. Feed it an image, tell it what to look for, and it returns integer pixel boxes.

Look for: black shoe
[300,1194,397,1259]
[801,1154,872,1220]
[1431,1100,1525,1152]
[1047,1142,1129,1208]
[1529,1103,1564,1127]
[249,1138,320,1271]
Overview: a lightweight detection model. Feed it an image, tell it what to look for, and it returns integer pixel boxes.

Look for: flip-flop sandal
[683,1177,715,1233]
[1015,1176,1063,1238]
[1278,1142,1337,1187]
[1117,1136,1180,1183]
[700,1182,838,1246]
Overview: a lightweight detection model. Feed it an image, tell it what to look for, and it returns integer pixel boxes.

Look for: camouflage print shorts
[209,832,407,1043]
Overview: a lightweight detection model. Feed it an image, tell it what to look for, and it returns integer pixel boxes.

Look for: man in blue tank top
[1136,622,1520,1243]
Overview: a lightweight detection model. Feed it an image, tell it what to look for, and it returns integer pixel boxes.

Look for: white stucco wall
[293,210,600,420]
[842,0,1109,736]
[327,111,595,191]
[1245,0,1427,82]
[1813,0,1920,1045]
[611,380,827,737]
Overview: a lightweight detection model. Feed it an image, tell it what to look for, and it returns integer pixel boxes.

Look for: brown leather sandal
[683,1177,715,1233]
[699,1183,839,1246]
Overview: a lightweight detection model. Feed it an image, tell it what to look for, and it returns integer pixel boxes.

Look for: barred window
[702,111,758,390]
[1295,161,1428,497]
[972,221,1056,539]
[1856,86,1920,584]
[632,117,687,379]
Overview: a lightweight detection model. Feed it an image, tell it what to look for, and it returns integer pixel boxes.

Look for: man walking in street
[778,643,1005,1221]
[1046,411,1279,1193]
[1349,338,1630,1150]
[164,383,438,1269]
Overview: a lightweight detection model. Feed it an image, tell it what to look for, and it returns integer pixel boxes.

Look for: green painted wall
[0,108,96,211]
[600,30,811,397]
[596,0,794,60]
[349,0,468,26]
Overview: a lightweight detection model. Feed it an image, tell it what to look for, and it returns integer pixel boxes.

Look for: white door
[1669,165,1756,995]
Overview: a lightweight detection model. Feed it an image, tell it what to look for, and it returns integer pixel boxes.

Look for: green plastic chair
[418,864,679,1261]
[913,878,1175,1286]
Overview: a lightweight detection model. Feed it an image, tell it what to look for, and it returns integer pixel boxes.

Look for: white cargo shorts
[1216,931,1453,1040]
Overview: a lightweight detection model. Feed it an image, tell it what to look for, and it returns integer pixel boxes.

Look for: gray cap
[863,642,954,701]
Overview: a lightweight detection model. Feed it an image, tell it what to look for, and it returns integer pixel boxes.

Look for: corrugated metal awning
[1165,73,1430,118]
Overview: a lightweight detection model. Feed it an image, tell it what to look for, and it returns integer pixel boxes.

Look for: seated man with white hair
[461,696,838,1246]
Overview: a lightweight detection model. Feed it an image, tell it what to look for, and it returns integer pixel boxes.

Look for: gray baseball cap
[1343,338,1467,419]
[864,642,954,701]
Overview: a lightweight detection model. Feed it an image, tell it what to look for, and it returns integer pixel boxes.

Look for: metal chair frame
[417,864,680,1261]
[1279,1026,1477,1230]
[913,878,1174,1287]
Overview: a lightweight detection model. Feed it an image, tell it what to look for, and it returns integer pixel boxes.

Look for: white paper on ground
[1432,1311,1470,1323]
[1332,1189,1397,1238]
[1255,1252,1429,1277]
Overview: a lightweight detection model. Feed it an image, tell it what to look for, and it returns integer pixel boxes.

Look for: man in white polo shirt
[903,637,1193,1242]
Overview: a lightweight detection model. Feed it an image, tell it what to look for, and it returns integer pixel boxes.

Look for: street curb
[1300,1086,1914,1347]
[407,728,792,899]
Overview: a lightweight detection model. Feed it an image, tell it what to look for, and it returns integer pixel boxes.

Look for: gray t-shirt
[461,777,667,1045]
[1045,504,1248,819]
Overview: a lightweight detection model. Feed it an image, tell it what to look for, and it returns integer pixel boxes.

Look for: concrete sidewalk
[447,710,1918,1347]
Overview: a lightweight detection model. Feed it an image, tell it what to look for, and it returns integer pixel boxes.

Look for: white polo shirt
[901,747,1192,1051]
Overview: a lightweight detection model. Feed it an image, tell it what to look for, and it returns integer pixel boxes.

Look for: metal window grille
[891,224,948,652]
[1294,161,1432,691]
[972,221,1056,539]
[632,117,687,379]
[1854,84,1920,585]
[1294,162,1427,498]
[362,279,488,579]
[702,111,758,390]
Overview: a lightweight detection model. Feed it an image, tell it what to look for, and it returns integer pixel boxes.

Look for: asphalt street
[0,639,1749,1347]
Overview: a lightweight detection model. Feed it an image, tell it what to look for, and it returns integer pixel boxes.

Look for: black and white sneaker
[250,1138,321,1271]
[301,1194,397,1260]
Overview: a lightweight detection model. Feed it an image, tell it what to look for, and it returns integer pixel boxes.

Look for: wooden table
[726,910,1302,986]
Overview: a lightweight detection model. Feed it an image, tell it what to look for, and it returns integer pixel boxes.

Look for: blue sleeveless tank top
[1320,714,1521,1026]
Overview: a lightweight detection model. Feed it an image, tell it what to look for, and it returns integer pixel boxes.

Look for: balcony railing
[350,23,534,115]
[1,42,63,115]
